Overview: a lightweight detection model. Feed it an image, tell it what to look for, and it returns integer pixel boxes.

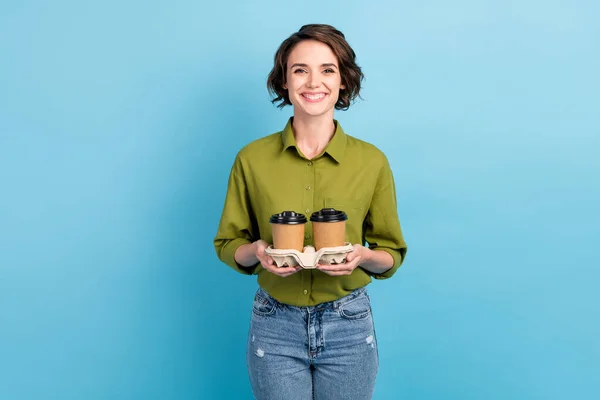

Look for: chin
[298,108,331,118]
[293,102,336,117]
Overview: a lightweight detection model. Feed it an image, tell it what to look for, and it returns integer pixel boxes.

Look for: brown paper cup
[271,223,305,252]
[312,221,346,250]
[310,208,348,251]
[270,211,307,252]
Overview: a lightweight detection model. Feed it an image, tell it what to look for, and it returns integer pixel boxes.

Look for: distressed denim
[247,286,379,400]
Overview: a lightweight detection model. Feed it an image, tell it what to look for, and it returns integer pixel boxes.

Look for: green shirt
[214,117,407,306]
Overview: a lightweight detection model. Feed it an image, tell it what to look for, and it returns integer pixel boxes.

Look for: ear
[340,84,346,90]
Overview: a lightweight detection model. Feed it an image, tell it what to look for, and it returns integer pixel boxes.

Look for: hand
[317,244,368,276]
[254,240,302,278]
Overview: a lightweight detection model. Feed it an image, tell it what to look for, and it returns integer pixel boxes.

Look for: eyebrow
[290,63,338,69]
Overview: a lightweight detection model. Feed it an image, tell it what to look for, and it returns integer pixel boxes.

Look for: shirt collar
[281,117,347,163]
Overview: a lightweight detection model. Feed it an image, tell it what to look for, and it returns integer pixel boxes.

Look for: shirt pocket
[323,196,368,218]
[323,197,369,241]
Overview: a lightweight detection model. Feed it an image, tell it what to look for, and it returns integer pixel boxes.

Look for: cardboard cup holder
[265,243,354,269]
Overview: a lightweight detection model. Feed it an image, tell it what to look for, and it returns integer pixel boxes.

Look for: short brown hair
[267,24,364,111]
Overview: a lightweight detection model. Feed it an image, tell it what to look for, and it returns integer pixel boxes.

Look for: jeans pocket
[338,295,371,320]
[252,291,277,316]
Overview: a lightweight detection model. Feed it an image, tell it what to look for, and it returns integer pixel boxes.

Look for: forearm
[360,248,394,275]
[234,242,259,267]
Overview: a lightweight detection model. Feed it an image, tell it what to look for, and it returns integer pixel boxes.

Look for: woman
[214,24,407,400]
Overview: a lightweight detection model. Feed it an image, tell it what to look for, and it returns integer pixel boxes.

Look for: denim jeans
[247,286,379,400]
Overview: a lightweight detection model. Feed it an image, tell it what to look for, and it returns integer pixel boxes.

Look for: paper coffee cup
[270,211,307,252]
[310,208,348,250]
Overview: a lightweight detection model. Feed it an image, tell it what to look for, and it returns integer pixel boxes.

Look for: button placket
[303,159,315,230]
[303,159,316,300]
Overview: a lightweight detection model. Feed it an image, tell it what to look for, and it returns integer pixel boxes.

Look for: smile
[301,93,327,102]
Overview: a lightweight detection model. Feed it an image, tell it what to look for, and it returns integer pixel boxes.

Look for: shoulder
[235,131,282,163]
[345,133,390,168]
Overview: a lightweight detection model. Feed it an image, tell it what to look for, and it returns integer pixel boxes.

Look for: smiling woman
[214,24,407,400]
[283,41,345,122]
[267,25,363,112]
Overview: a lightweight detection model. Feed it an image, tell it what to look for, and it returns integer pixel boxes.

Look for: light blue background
[1,1,598,399]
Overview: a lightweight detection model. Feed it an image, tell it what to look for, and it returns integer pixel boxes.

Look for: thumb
[346,251,357,262]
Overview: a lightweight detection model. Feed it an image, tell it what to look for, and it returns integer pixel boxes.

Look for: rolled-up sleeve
[213,155,259,275]
[363,157,407,279]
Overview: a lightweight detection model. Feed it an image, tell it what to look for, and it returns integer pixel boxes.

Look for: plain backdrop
[1,1,599,399]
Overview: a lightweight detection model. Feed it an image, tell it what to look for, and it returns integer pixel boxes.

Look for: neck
[291,113,336,159]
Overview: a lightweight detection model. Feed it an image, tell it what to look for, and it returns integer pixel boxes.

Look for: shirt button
[305,208,310,214]
[304,234,310,239]
[307,161,313,166]
[303,290,308,295]
[305,185,311,190]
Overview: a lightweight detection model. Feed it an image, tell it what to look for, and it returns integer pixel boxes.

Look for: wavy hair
[267,24,364,111]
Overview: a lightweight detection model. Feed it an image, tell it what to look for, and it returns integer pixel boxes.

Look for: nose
[307,72,320,89]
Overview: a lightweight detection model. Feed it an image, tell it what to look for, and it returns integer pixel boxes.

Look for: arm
[362,155,407,278]
[358,246,395,275]
[234,242,260,267]
[235,240,301,278]
[214,155,302,278]
[213,155,259,275]
[318,243,394,277]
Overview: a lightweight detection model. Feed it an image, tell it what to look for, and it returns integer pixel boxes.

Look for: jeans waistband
[256,286,368,311]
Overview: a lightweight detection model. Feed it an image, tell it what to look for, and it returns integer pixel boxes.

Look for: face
[284,40,345,119]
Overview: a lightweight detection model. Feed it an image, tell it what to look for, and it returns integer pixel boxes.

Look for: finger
[317,261,347,269]
[283,269,300,277]
[318,261,357,275]
[319,269,353,276]
[317,263,339,270]
[260,256,281,269]
[256,246,267,258]
[320,258,360,269]
[261,260,281,274]
[317,265,352,274]
[345,256,361,268]
[259,258,273,269]
[345,251,360,263]
[270,265,300,277]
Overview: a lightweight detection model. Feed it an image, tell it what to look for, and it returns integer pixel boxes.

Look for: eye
[323,68,336,74]
[293,69,307,74]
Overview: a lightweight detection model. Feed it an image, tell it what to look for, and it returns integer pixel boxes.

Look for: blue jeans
[247,286,379,400]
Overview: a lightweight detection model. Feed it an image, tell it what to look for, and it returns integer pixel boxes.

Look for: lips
[301,92,327,103]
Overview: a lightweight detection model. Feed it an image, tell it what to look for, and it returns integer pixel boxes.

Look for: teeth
[303,93,325,100]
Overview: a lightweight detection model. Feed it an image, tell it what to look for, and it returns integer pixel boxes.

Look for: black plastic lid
[269,211,307,225]
[310,208,348,223]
